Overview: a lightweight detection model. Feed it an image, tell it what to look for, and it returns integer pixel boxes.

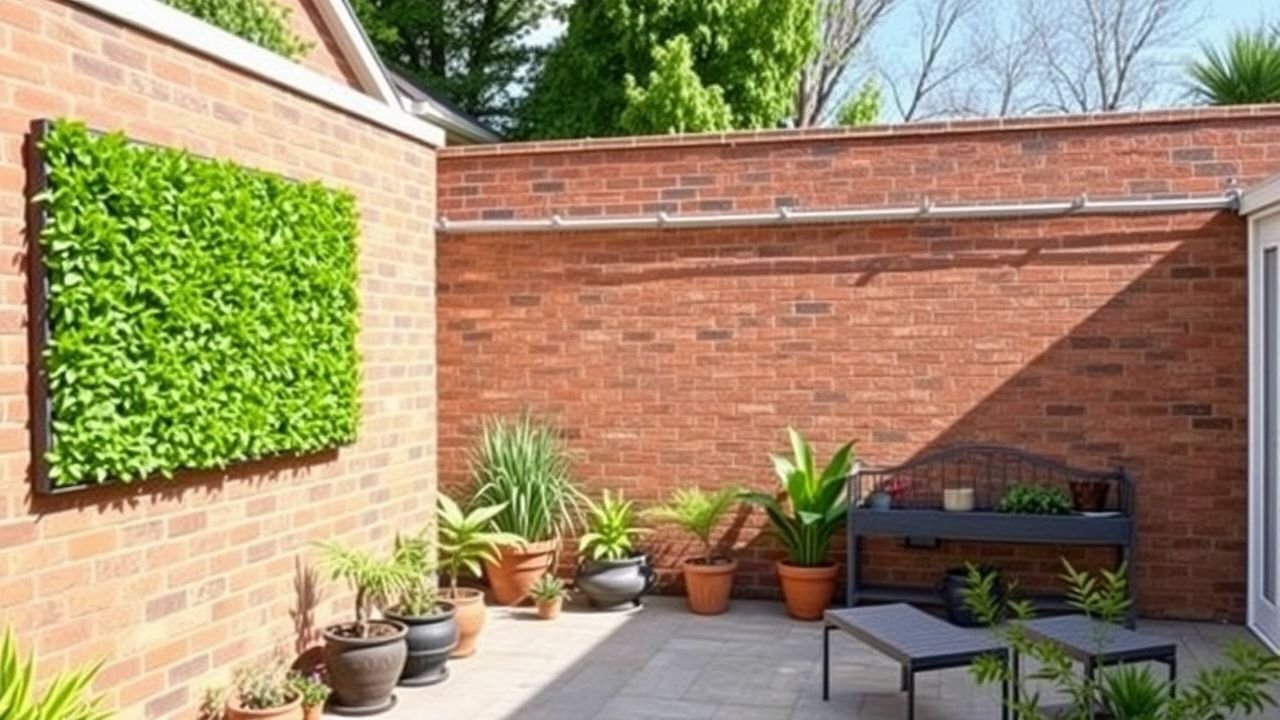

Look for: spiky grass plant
[470,413,584,543]
[647,486,739,564]
[0,627,111,720]
[1189,29,1280,105]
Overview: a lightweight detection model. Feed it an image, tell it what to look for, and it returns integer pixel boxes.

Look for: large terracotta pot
[682,558,737,615]
[384,602,458,687]
[322,619,407,716]
[225,693,301,720]
[443,587,486,658]
[484,539,558,606]
[776,561,838,620]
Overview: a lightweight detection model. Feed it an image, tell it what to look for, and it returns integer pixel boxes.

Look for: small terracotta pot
[444,587,486,658]
[776,561,838,621]
[682,558,737,615]
[303,706,323,720]
[484,539,558,606]
[535,597,563,620]
[1069,480,1110,512]
[225,693,301,720]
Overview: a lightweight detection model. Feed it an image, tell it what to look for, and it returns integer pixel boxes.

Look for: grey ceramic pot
[323,620,408,716]
[383,603,458,687]
[575,554,655,610]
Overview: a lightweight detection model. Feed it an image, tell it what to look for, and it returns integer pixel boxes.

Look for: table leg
[906,664,915,720]
[822,625,831,701]
[1168,655,1177,698]
[900,665,909,691]
[1012,649,1020,717]
[1001,651,1010,720]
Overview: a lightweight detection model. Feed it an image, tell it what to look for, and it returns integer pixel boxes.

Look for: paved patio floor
[362,596,1275,720]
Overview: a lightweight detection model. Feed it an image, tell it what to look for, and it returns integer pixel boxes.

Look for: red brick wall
[0,2,436,718]
[437,108,1280,622]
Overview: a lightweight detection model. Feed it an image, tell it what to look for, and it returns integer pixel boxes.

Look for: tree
[882,0,979,122]
[1189,28,1280,106]
[351,0,554,132]
[836,78,883,125]
[516,0,816,139]
[621,36,734,134]
[794,0,897,126]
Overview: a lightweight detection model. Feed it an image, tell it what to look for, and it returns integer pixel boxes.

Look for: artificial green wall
[37,120,360,488]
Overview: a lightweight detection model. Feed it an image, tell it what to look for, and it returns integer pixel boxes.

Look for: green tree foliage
[352,0,553,132]
[835,78,882,126]
[1189,28,1280,106]
[38,121,360,487]
[518,0,816,139]
[162,0,311,59]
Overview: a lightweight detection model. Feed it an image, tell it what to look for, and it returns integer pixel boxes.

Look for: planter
[303,707,323,720]
[442,588,486,658]
[1069,480,1110,512]
[939,566,1003,627]
[383,603,458,687]
[776,561,838,620]
[225,693,301,720]
[867,491,892,510]
[575,555,655,610]
[484,539,558,606]
[681,558,737,615]
[535,597,563,620]
[943,488,975,512]
[322,619,407,716]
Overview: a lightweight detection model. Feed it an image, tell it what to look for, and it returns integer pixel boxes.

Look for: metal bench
[1021,615,1177,693]
[823,603,1011,720]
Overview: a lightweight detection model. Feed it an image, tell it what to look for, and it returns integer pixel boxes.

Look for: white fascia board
[406,100,502,144]
[1242,174,1280,217]
[311,0,398,104]
[66,0,444,148]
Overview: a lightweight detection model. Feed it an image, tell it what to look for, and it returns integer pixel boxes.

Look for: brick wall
[0,2,436,718]
[437,108,1280,622]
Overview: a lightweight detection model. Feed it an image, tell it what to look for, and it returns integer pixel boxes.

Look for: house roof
[390,71,503,145]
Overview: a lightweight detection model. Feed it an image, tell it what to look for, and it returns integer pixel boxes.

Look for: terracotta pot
[303,706,323,720]
[225,693,301,720]
[776,561,838,620]
[682,558,737,615]
[1069,480,1110,512]
[484,539,558,606]
[322,619,407,716]
[535,597,563,620]
[443,587,486,658]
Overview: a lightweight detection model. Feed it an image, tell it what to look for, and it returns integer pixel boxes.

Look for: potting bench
[845,445,1136,625]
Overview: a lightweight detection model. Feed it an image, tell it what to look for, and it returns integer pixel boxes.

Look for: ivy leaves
[38,120,360,487]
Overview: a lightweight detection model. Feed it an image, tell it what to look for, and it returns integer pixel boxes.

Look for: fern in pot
[648,486,741,615]
[470,413,584,605]
[382,533,458,687]
[575,491,654,610]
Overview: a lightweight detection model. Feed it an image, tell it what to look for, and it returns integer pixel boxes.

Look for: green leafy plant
[741,427,855,567]
[0,627,111,720]
[437,494,522,595]
[579,491,648,562]
[647,486,739,564]
[37,120,359,488]
[470,413,584,543]
[1103,664,1169,720]
[997,485,1073,515]
[161,0,312,59]
[314,541,417,637]
[528,574,571,603]
[288,671,330,711]
[229,657,296,710]
[392,533,443,616]
[1189,28,1280,106]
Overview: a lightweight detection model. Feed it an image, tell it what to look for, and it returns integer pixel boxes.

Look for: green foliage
[997,485,1073,515]
[392,533,442,617]
[647,486,739,563]
[517,0,816,139]
[230,657,295,711]
[37,120,359,488]
[528,573,571,603]
[741,427,854,567]
[0,627,111,720]
[579,491,649,562]
[287,672,330,711]
[437,494,522,594]
[836,78,881,126]
[314,541,417,637]
[470,413,583,542]
[161,0,311,59]
[1189,29,1280,106]
[1103,665,1168,720]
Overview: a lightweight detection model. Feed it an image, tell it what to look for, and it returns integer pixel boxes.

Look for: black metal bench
[823,603,1010,720]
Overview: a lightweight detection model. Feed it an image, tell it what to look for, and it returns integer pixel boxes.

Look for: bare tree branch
[795,0,898,126]
[882,0,980,122]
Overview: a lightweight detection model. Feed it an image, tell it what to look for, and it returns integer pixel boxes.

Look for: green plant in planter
[287,671,330,714]
[579,491,649,561]
[529,574,571,604]
[314,541,417,637]
[470,413,584,543]
[0,627,111,720]
[997,485,1073,515]
[229,657,296,711]
[647,486,739,564]
[742,427,855,566]
[392,533,444,616]
[437,494,522,594]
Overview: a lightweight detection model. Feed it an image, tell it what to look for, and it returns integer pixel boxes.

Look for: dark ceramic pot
[939,566,1003,627]
[323,619,408,716]
[575,554,655,610]
[383,603,458,687]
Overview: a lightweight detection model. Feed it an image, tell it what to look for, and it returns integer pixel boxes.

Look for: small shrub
[437,494,522,594]
[288,671,331,711]
[528,574,571,603]
[315,541,417,637]
[579,491,648,562]
[647,486,739,563]
[162,0,312,59]
[230,657,295,710]
[997,485,1073,515]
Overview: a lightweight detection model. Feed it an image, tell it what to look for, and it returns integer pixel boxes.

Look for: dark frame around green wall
[28,119,361,494]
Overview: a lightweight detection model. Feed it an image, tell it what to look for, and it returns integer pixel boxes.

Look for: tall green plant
[437,494,522,595]
[1189,29,1280,105]
[579,491,648,562]
[470,414,583,543]
[314,541,417,638]
[742,427,854,567]
[647,486,739,564]
[0,627,111,720]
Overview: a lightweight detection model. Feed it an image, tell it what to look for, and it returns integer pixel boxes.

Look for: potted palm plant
[437,494,521,657]
[648,486,740,615]
[470,413,584,605]
[314,541,417,715]
[575,491,654,609]
[528,574,571,620]
[742,427,855,620]
[382,534,458,687]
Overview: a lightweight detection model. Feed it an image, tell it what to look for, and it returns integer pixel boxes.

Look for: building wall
[0,2,436,718]
[437,108,1280,622]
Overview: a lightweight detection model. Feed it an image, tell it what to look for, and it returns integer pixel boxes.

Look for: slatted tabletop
[1022,615,1176,663]
[824,603,1006,667]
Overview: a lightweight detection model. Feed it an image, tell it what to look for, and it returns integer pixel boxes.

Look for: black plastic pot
[323,620,408,716]
[939,566,1003,627]
[383,603,458,687]
[575,555,655,610]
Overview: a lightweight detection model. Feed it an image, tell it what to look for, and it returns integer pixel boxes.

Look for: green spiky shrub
[161,0,312,59]
[647,486,739,564]
[579,491,649,562]
[37,120,359,488]
[469,414,584,543]
[1189,29,1280,105]
[0,627,111,720]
